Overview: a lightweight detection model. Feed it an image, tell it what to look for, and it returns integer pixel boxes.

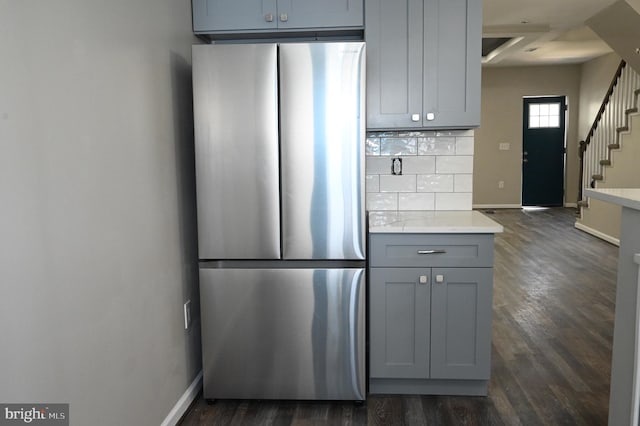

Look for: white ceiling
[482,0,619,66]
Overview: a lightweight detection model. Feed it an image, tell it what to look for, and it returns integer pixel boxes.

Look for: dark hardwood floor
[180,208,617,425]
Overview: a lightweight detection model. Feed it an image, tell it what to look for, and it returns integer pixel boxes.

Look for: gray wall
[0,1,201,425]
[474,65,581,206]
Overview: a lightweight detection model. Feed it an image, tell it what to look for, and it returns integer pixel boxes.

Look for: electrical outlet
[498,181,505,189]
[183,300,192,330]
[499,143,510,151]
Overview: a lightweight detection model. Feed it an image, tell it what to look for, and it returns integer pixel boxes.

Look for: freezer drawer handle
[417,249,447,255]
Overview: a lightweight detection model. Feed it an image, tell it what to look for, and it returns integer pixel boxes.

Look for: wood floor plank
[179,208,616,425]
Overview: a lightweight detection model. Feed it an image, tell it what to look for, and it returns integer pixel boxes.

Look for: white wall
[0,1,201,425]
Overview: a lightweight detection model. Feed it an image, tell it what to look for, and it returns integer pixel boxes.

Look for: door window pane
[529,102,561,128]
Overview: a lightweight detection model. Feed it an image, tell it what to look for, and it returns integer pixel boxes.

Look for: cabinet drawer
[369,234,493,267]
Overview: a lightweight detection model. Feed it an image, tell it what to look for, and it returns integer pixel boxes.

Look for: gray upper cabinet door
[192,44,281,260]
[369,268,430,378]
[192,0,278,32]
[193,0,363,33]
[365,0,423,129]
[430,268,493,380]
[279,43,366,261]
[422,0,481,128]
[365,0,481,130]
[277,0,363,29]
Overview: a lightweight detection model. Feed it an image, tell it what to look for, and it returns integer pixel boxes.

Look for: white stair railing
[579,62,640,207]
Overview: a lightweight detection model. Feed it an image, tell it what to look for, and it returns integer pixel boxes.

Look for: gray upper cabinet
[193,0,363,33]
[365,0,481,130]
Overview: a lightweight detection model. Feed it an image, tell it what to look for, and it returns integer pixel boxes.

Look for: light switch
[499,143,510,151]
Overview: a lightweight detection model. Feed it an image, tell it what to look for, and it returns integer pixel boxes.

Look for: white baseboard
[473,204,522,209]
[574,222,620,246]
[161,370,202,426]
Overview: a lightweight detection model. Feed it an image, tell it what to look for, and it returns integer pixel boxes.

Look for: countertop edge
[585,188,640,211]
[368,210,504,234]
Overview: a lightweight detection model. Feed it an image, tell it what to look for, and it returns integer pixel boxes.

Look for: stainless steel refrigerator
[192,42,366,401]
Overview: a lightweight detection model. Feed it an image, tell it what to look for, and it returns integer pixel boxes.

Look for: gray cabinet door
[365,0,481,130]
[365,0,423,129]
[422,0,481,128]
[192,0,277,32]
[277,0,363,29]
[430,268,493,379]
[370,268,430,378]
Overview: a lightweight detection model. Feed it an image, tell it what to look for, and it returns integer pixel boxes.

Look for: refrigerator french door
[192,42,366,401]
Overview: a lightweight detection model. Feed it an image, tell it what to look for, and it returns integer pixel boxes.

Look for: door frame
[521,95,568,207]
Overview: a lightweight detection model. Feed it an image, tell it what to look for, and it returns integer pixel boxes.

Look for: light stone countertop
[368,210,504,234]
[584,188,640,211]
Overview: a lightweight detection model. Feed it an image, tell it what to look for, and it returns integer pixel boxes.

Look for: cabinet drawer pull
[417,249,446,254]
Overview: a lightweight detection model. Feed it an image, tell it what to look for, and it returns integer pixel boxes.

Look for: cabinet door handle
[279,13,288,22]
[435,274,444,283]
[411,113,420,122]
[419,275,429,284]
[425,112,435,121]
[417,249,446,254]
[265,13,274,22]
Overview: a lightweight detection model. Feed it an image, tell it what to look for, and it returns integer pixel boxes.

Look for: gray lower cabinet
[365,0,481,130]
[369,234,494,395]
[192,0,363,34]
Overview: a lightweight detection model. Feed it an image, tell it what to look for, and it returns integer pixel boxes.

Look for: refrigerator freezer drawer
[200,267,366,401]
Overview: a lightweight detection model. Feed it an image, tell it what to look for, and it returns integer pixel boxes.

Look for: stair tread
[592,174,604,180]
[600,159,612,166]
[616,126,629,133]
[608,143,621,150]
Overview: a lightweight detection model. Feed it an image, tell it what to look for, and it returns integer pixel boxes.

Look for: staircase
[577,60,640,211]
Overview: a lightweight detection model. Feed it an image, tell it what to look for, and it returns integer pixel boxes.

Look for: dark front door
[522,96,566,206]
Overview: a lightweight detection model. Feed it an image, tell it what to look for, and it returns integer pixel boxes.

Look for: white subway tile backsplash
[380,175,416,192]
[367,193,398,211]
[399,193,435,210]
[366,137,380,156]
[365,130,474,212]
[436,130,473,137]
[417,174,454,192]
[366,175,380,193]
[456,137,474,155]
[436,156,473,174]
[435,193,472,210]
[418,137,456,155]
[366,157,392,175]
[402,156,436,174]
[454,174,473,192]
[380,138,417,156]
